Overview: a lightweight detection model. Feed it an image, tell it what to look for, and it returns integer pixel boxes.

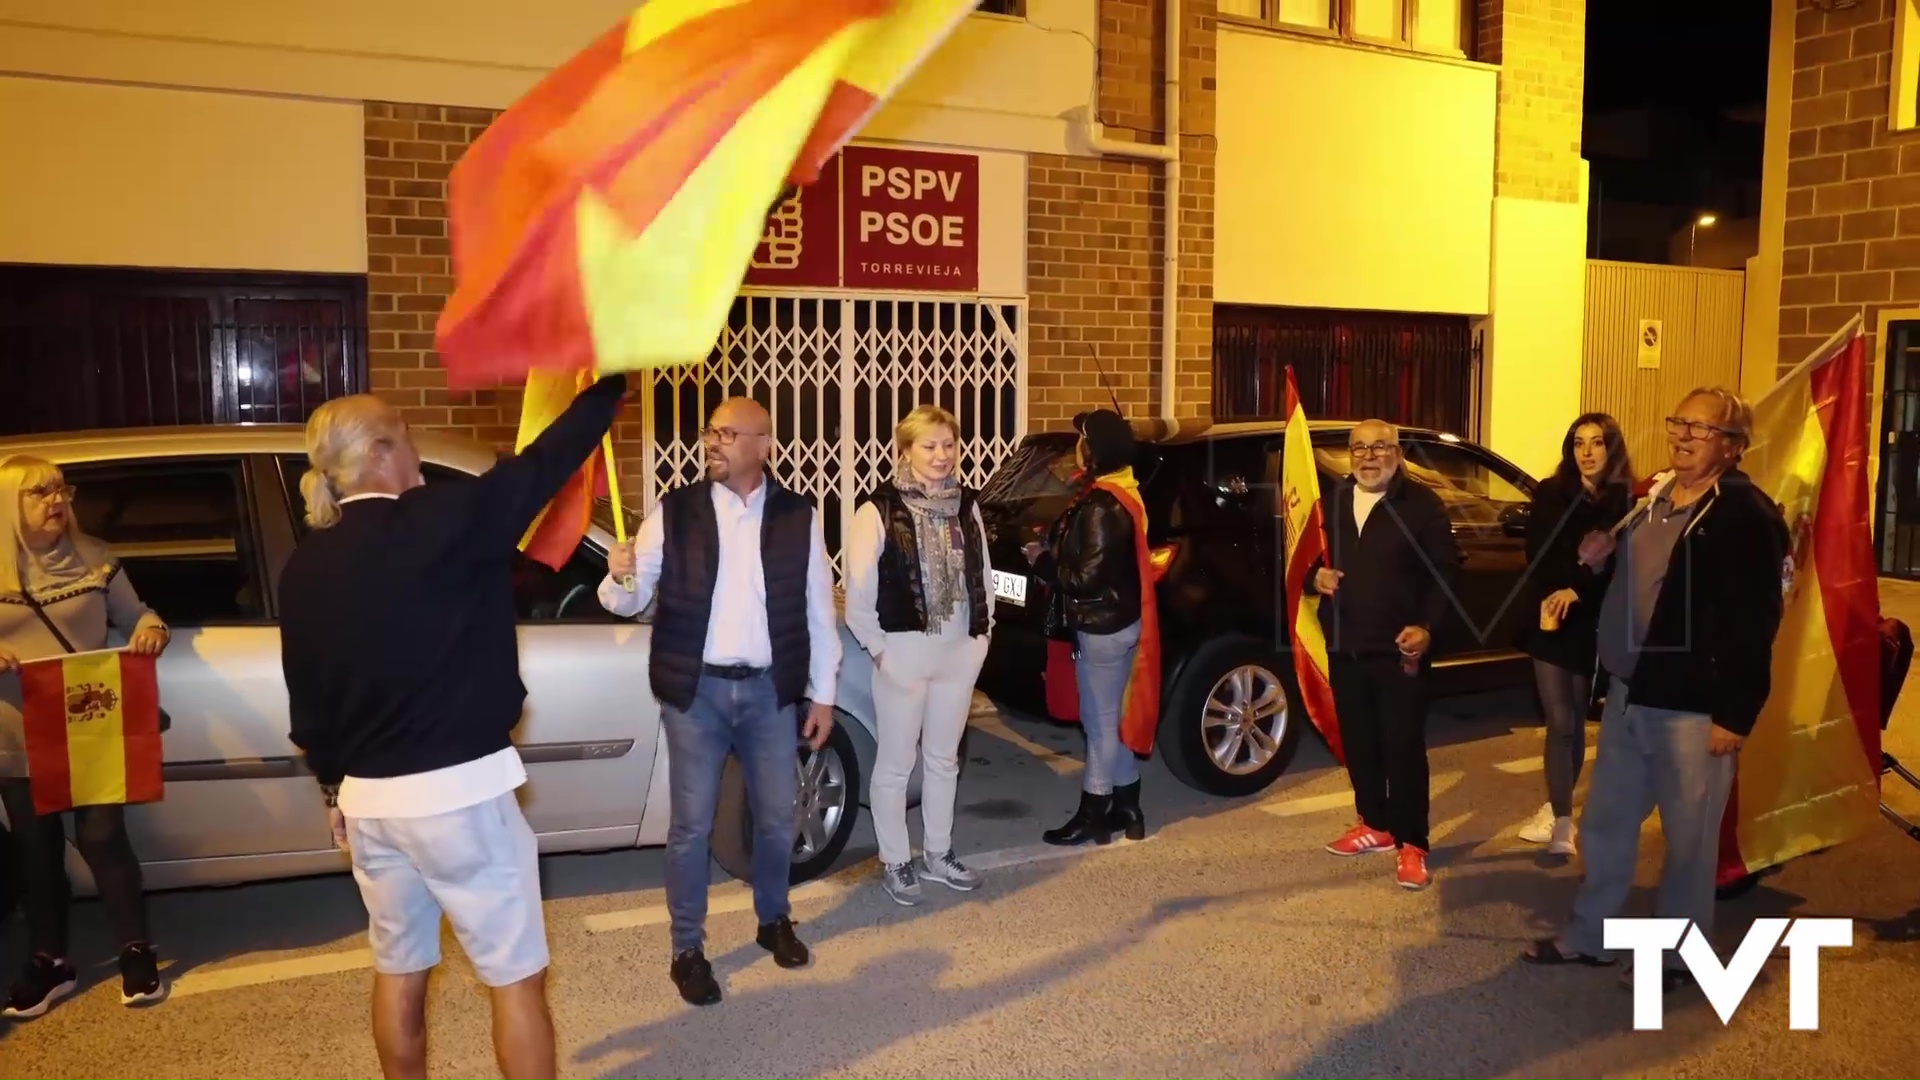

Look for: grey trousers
[1560,676,1738,966]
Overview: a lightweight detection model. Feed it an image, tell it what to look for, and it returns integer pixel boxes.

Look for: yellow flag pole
[600,432,635,591]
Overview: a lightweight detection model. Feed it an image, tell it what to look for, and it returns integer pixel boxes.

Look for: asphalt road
[5,588,1920,1078]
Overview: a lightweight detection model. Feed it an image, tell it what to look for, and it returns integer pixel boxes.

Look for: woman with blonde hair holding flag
[843,404,996,907]
[0,455,171,1018]
[1025,409,1162,847]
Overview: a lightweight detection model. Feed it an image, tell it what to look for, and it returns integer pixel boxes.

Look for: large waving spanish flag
[21,649,164,817]
[1716,317,1883,886]
[1280,368,1343,765]
[435,0,976,386]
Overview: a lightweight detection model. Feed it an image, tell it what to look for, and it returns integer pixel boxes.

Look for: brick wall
[1778,0,1902,385]
[1026,0,1216,430]
[362,102,648,497]
[1477,0,1586,204]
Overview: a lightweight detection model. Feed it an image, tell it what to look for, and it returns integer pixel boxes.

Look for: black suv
[975,418,1542,798]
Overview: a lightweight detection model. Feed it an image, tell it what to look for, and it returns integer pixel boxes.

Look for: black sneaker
[119,943,168,1008]
[3,954,78,1020]
[755,916,810,969]
[669,948,721,1007]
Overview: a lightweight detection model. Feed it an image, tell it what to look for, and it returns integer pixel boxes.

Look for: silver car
[0,425,913,907]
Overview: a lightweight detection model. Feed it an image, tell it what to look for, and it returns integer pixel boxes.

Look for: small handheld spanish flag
[20,648,164,816]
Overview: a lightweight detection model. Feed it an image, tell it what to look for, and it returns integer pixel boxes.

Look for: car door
[60,455,331,862]
[274,457,656,850]
[1157,436,1280,640]
[1396,437,1536,657]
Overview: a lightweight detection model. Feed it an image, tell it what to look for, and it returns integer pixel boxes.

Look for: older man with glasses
[1310,419,1461,891]
[597,397,841,1008]
[1523,387,1790,995]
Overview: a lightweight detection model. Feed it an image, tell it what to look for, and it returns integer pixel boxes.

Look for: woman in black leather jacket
[1025,409,1158,846]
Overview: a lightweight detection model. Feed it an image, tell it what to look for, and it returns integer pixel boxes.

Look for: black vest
[860,483,990,638]
[649,477,815,712]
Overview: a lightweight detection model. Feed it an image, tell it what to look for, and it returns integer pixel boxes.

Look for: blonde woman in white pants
[843,405,996,907]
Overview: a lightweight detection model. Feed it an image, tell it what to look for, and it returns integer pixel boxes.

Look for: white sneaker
[1547,815,1578,856]
[1516,802,1556,844]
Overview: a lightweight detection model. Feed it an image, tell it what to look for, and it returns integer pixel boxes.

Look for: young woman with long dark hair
[1515,413,1635,855]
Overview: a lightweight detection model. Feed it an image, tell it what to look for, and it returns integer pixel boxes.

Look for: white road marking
[968,705,1083,776]
[171,948,376,1000]
[1258,771,1465,819]
[1429,812,1474,845]
[581,836,1152,934]
[1493,745,1598,775]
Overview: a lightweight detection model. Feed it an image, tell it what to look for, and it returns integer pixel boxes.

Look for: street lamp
[1689,213,1718,266]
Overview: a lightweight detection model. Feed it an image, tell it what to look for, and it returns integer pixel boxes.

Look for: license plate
[991,569,1028,606]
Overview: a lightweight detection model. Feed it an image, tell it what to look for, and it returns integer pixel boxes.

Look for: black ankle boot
[1042,791,1114,846]
[1108,780,1145,841]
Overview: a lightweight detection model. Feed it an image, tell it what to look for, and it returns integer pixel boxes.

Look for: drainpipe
[1081,0,1181,422]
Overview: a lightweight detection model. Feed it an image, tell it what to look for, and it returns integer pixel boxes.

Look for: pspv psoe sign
[745,144,980,293]
[1605,917,1853,1030]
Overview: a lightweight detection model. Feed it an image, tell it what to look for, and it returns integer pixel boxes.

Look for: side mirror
[1499,503,1530,537]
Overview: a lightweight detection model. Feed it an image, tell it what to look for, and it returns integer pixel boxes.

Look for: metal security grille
[640,292,1028,579]
[1877,322,1920,580]
[1212,304,1483,439]
[0,266,367,436]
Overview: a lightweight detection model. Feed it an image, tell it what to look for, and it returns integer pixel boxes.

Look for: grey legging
[1534,659,1591,818]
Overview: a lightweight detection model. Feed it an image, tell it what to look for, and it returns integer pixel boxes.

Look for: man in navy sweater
[280,373,625,1080]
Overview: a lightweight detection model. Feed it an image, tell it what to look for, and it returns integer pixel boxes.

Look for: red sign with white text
[840,146,979,291]
[740,146,979,293]
[744,158,843,289]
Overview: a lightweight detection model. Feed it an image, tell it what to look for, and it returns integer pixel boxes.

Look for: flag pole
[600,432,636,592]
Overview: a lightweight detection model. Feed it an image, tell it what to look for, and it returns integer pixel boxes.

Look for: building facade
[1749,0,1920,578]
[1,0,1591,532]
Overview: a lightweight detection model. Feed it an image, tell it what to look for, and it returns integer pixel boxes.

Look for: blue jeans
[1076,621,1143,796]
[660,672,798,954]
[1561,676,1738,965]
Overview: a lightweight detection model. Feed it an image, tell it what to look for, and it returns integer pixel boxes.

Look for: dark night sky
[1586,0,1771,116]
[1583,0,1773,256]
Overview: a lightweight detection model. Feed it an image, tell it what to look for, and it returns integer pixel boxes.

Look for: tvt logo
[1605,917,1853,1030]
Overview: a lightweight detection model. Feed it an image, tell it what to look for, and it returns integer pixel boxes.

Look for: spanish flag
[1280,367,1343,765]
[20,649,164,817]
[1716,317,1883,885]
[434,0,977,387]
[516,368,610,570]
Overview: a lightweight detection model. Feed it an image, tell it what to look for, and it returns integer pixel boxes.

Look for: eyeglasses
[700,426,769,446]
[1665,417,1739,441]
[1348,442,1399,459]
[22,483,75,503]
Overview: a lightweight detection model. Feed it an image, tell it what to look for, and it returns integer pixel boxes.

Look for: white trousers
[869,618,990,867]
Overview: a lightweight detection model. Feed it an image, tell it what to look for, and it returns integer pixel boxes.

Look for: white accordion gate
[637,292,1029,582]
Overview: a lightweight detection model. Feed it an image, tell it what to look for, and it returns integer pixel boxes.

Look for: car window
[1309,437,1529,528]
[1165,437,1272,532]
[63,459,268,626]
[1400,441,1531,527]
[279,456,626,624]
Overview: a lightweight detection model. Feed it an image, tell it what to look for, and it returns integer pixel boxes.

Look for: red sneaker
[1325,823,1395,856]
[1397,845,1432,890]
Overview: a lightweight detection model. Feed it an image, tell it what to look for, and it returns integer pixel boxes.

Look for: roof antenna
[1078,342,1124,417]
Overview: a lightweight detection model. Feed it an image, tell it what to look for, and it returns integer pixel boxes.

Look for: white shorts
[345,792,549,987]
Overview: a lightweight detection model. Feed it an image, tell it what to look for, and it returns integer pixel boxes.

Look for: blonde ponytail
[301,394,402,530]
[301,467,342,530]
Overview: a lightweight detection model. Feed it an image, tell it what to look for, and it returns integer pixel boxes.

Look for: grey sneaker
[918,850,981,892]
[880,861,921,906]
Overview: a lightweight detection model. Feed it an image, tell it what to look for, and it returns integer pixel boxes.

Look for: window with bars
[976,0,1026,15]
[1211,304,1482,440]
[1216,0,1477,60]
[0,266,367,436]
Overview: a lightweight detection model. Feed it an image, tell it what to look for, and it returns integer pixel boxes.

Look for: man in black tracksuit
[1311,419,1460,891]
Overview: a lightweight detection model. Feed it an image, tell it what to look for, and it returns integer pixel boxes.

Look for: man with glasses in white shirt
[598,397,840,1007]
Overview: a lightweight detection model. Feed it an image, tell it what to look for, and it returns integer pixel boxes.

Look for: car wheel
[1157,637,1303,797]
[710,714,862,887]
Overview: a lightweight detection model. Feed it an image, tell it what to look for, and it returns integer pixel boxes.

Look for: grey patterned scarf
[893,457,969,632]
